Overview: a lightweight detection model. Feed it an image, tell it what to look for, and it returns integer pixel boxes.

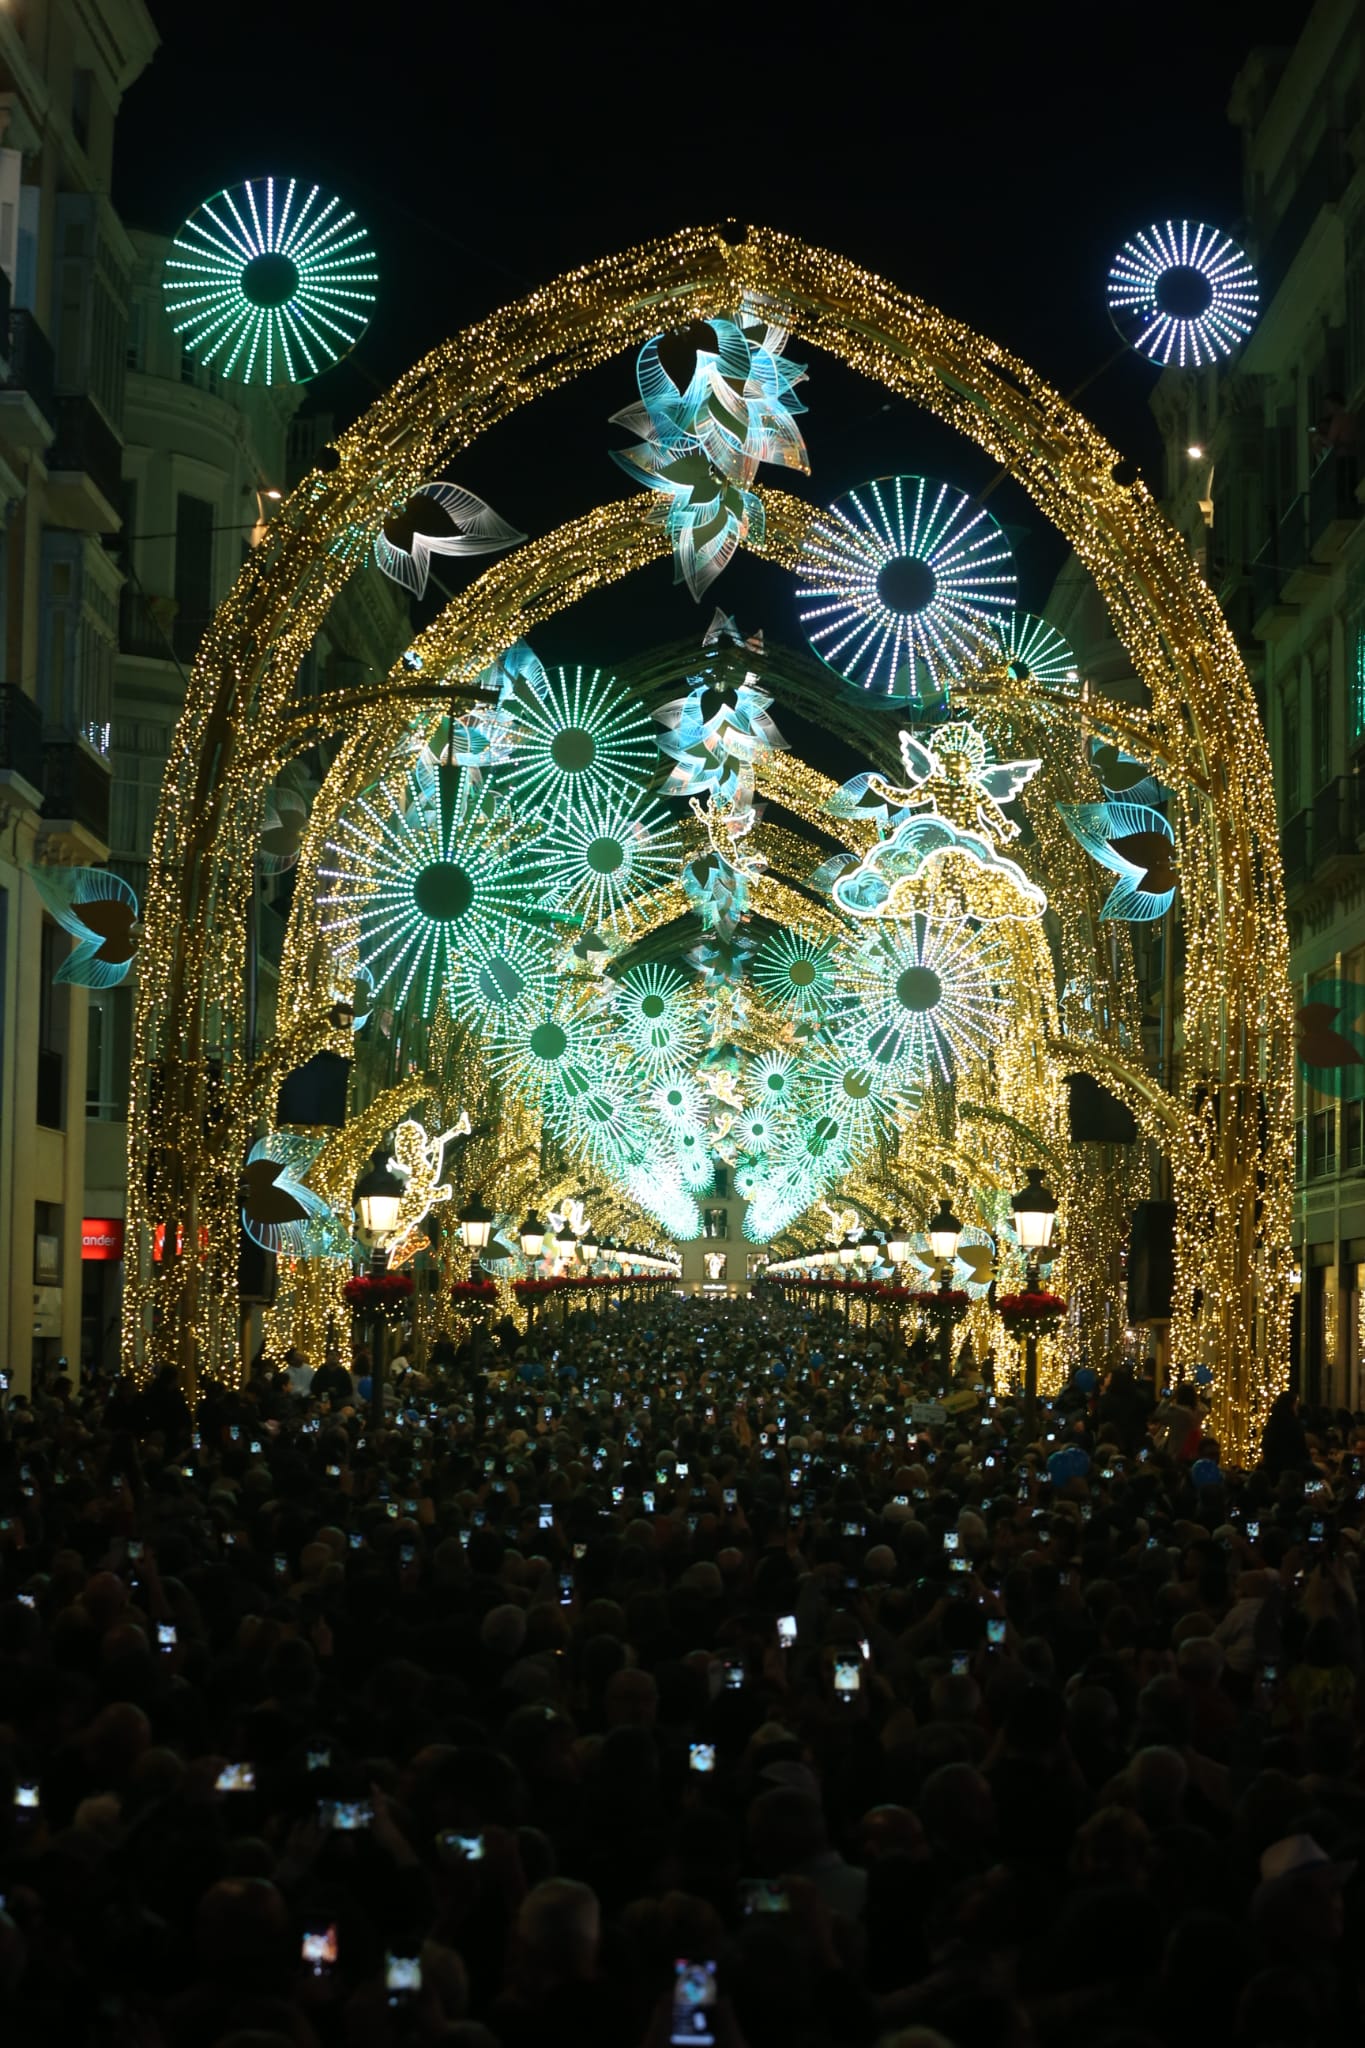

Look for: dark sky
[116,1,1311,666]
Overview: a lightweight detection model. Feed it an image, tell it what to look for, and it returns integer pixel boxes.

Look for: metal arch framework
[123,225,1293,1461]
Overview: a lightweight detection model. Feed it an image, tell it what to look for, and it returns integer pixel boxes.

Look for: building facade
[0,0,157,1389]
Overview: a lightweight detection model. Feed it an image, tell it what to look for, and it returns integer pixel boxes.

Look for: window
[1281,685,1301,812]
[173,493,214,662]
[1346,1099,1364,1170]
[34,1202,61,1284]
[125,299,144,373]
[37,918,66,1128]
[703,1207,729,1240]
[1312,647,1333,790]
[1311,1108,1337,1178]
[70,68,92,153]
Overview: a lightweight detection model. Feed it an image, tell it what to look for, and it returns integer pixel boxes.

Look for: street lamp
[927,1194,962,1390]
[353,1148,406,1427]
[581,1230,600,1265]
[886,1219,910,1267]
[1011,1167,1058,1434]
[519,1212,545,1259]
[458,1194,494,1254]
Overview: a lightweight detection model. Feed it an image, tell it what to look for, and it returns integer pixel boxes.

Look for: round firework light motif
[752,928,844,1018]
[1107,220,1258,367]
[796,475,1016,697]
[447,918,555,1030]
[613,963,701,1066]
[995,612,1080,690]
[499,664,659,822]
[859,909,1006,1085]
[320,769,538,1018]
[163,176,377,386]
[534,785,680,930]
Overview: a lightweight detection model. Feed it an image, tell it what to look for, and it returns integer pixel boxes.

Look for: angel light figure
[384,1118,460,1269]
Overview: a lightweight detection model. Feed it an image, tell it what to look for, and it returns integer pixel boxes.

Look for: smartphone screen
[987,1618,1006,1646]
[689,1742,716,1774]
[833,1655,861,1696]
[777,1614,796,1649]
[301,1925,338,1973]
[671,1959,717,2046]
[741,1878,789,1914]
[215,1762,255,1793]
[439,1830,485,1860]
[386,1952,422,2002]
[539,1505,553,1529]
[1246,1520,1260,1541]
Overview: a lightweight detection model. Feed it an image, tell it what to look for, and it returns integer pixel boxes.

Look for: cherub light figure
[384,1118,459,1268]
[863,722,1040,846]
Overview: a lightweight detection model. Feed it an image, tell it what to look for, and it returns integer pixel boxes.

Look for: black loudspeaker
[1127,1200,1176,1322]
[238,1228,277,1306]
[276,1051,351,1128]
[1066,1073,1138,1144]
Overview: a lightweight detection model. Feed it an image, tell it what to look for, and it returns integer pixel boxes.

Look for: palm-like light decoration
[28,865,138,988]
[1107,220,1259,367]
[996,613,1080,690]
[752,929,843,1019]
[498,664,658,822]
[655,673,788,809]
[534,786,680,930]
[163,176,377,386]
[858,910,1005,1084]
[612,312,809,599]
[1057,801,1177,921]
[797,476,1016,698]
[372,483,524,596]
[240,1134,341,1258]
[320,766,541,1018]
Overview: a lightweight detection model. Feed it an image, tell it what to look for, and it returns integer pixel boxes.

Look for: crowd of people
[1,1293,1364,2048]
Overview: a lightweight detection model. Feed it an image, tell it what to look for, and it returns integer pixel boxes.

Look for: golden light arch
[125,226,1293,1462]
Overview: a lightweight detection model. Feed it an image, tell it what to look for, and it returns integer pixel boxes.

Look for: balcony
[41,739,110,847]
[119,586,176,662]
[0,308,56,454]
[46,394,123,533]
[0,681,44,798]
[1281,808,1310,892]
[1309,453,1360,560]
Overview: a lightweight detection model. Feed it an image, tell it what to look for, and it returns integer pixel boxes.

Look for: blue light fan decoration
[1057,801,1176,921]
[1297,982,1365,1095]
[28,865,139,988]
[240,1134,343,1259]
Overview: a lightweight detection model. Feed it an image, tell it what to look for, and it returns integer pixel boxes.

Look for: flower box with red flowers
[344,1272,414,1318]
[996,1290,1068,1340]
[450,1279,497,1305]
[908,1289,970,1322]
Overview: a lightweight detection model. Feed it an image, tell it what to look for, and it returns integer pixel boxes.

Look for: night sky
[114,2,1312,670]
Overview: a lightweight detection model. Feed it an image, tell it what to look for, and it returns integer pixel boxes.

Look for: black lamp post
[458,1193,494,1374]
[354,1146,405,1428]
[927,1194,962,1390]
[1011,1167,1058,1435]
[519,1212,544,1328]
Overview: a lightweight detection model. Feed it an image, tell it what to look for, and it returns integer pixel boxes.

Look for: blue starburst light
[1107,221,1258,367]
[163,176,377,386]
[797,476,1016,698]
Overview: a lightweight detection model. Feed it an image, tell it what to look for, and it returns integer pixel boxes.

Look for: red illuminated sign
[81,1218,124,1261]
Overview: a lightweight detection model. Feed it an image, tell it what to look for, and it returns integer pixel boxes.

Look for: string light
[124,226,1292,1463]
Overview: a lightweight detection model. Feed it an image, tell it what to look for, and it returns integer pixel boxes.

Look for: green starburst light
[749,1049,798,1107]
[448,919,556,1030]
[500,664,658,821]
[163,176,377,386]
[534,785,680,929]
[487,993,596,1103]
[320,765,540,1019]
[752,928,843,1017]
[651,1069,706,1129]
[614,963,702,1068]
[859,908,1005,1084]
